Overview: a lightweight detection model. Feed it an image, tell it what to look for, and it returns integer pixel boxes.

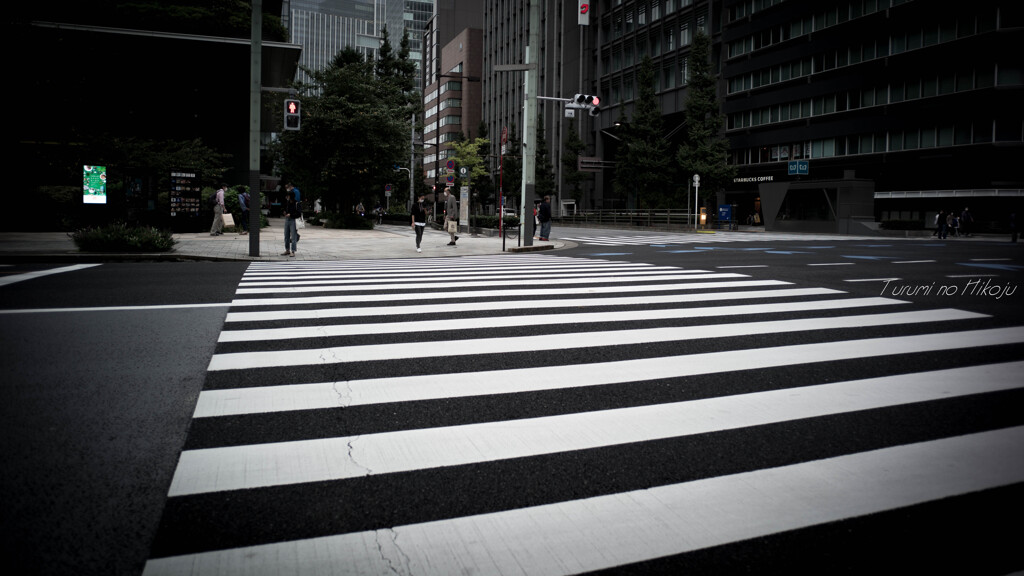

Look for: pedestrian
[411,193,427,252]
[936,209,947,239]
[285,182,301,203]
[960,207,974,237]
[932,210,941,237]
[948,211,960,238]
[444,187,459,246]
[238,189,250,235]
[538,195,552,241]
[532,200,540,238]
[210,183,227,236]
[281,190,301,256]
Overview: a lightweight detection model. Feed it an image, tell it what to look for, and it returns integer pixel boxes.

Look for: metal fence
[557,209,713,229]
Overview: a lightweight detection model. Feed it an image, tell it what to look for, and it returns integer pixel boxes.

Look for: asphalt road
[2,234,1022,575]
[0,262,247,576]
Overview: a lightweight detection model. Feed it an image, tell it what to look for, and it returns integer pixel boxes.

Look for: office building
[468,0,1022,231]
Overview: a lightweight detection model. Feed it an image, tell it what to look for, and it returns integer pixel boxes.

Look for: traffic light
[572,93,602,116]
[284,99,301,131]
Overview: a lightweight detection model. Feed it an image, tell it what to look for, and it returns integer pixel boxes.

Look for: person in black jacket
[538,195,552,241]
[282,190,301,256]
[411,193,427,252]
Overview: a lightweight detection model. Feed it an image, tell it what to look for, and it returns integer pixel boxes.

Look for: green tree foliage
[473,122,497,209]
[676,30,737,205]
[561,119,588,205]
[450,135,491,214]
[275,42,418,220]
[614,55,673,209]
[535,112,557,199]
[500,124,523,208]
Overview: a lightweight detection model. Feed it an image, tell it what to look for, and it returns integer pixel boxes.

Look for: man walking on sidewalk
[444,188,459,246]
[210,183,226,236]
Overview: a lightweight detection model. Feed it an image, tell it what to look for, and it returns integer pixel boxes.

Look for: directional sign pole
[693,174,700,231]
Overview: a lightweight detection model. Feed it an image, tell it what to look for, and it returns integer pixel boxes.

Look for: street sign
[579,1,591,26]
[446,159,456,171]
[459,167,468,177]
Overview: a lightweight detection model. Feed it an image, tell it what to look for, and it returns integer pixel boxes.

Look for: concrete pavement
[0,219,566,262]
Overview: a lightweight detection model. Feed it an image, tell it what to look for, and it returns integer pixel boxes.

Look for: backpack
[208,192,218,208]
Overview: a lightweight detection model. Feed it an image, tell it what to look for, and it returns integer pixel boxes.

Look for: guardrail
[557,209,699,228]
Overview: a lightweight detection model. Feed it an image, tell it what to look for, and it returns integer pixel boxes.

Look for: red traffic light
[590,96,600,106]
[283,99,301,131]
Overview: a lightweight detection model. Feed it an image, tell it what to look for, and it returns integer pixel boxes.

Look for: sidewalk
[0,219,565,262]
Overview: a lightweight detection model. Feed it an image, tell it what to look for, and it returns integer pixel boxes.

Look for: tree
[450,135,491,214]
[275,48,410,219]
[676,30,736,207]
[473,122,497,210]
[561,119,588,206]
[614,55,673,209]
[500,124,522,210]
[535,112,557,199]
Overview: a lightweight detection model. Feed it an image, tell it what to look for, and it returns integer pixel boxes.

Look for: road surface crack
[376,527,412,575]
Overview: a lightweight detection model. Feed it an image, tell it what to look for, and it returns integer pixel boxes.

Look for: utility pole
[520,0,540,247]
[248,0,261,256]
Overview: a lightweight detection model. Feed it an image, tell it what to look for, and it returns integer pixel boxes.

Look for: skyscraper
[283,0,417,85]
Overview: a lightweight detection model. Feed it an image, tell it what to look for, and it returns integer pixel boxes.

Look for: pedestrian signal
[284,99,301,131]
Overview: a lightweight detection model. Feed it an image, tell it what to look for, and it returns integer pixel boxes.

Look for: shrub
[70,222,177,252]
[880,220,925,230]
[322,211,374,229]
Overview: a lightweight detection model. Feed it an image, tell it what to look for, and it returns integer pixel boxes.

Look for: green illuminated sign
[83,165,107,204]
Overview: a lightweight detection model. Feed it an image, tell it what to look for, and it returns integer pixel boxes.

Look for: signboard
[169,170,201,217]
[83,165,107,204]
[718,205,732,222]
[460,186,470,222]
[579,1,591,25]
[788,160,809,175]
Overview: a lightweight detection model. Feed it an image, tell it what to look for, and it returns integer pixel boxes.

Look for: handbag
[221,213,235,227]
[296,216,305,229]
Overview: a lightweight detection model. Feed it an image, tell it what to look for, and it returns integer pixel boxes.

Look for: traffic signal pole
[248,0,262,256]
[520,0,540,247]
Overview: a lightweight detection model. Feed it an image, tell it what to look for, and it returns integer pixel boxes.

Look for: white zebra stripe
[206,309,987,371]
[228,279,792,307]
[237,268,717,288]
[217,297,906,343]
[171,361,1024,495]
[233,272,750,295]
[224,287,843,323]
[147,426,1024,575]
[241,262,670,279]
[194,327,1024,417]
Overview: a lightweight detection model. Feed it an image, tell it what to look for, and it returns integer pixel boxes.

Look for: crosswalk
[144,254,1024,575]
[559,231,898,246]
